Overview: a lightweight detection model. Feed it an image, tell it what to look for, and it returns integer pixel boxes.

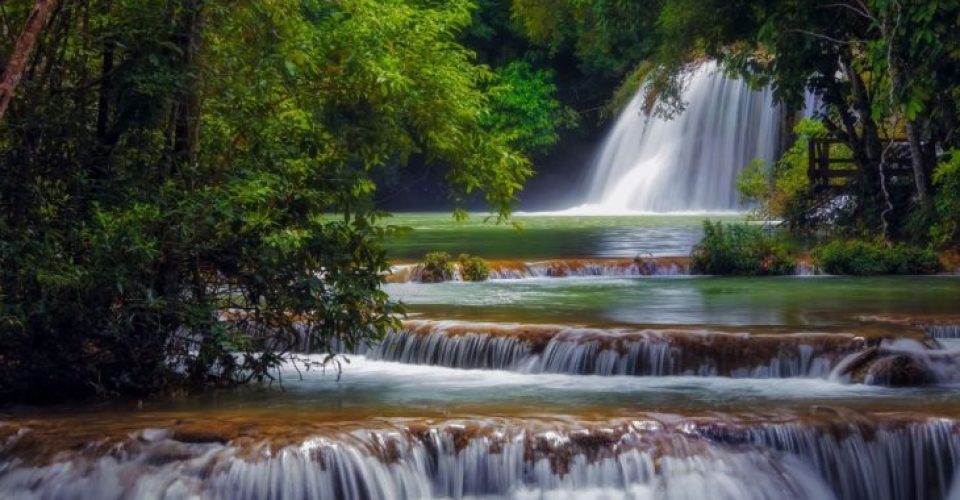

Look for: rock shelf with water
[2,411,959,500]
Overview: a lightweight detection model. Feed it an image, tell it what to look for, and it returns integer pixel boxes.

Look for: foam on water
[2,417,956,500]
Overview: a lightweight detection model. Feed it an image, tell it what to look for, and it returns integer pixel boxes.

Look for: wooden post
[0,0,59,122]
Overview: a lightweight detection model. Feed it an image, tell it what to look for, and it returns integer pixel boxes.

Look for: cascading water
[3,417,957,500]
[368,321,960,382]
[369,322,872,378]
[574,61,780,213]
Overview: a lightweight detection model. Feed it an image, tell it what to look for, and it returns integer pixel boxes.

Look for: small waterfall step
[2,412,958,500]
[858,314,960,339]
[367,320,951,382]
[387,257,820,282]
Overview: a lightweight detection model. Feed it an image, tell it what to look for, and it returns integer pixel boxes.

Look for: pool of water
[388,275,960,327]
[383,213,744,261]
[10,354,960,427]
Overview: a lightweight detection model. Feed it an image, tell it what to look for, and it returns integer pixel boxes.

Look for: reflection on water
[388,276,960,327]
[383,213,743,260]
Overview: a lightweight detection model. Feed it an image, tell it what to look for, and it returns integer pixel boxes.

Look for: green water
[6,212,960,500]
[387,276,960,327]
[383,212,745,261]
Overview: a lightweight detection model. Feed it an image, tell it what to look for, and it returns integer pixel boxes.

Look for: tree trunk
[905,118,931,205]
[96,37,114,144]
[171,0,203,175]
[881,3,932,206]
[158,0,204,321]
[0,0,59,122]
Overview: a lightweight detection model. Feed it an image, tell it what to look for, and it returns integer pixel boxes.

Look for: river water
[2,214,960,499]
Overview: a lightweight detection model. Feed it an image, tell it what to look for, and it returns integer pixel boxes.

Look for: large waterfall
[575,61,780,213]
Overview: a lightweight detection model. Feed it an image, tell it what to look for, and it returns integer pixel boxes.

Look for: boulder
[864,354,937,387]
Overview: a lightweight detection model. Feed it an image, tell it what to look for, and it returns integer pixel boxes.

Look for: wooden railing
[807,139,913,193]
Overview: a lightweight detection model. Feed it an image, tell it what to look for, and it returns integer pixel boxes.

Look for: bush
[420,252,455,282]
[458,254,490,281]
[736,119,835,221]
[811,240,940,275]
[690,221,797,275]
[932,153,960,247]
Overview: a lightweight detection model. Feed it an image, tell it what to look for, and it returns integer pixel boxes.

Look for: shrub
[932,153,960,247]
[420,251,455,282]
[811,240,940,275]
[736,119,835,221]
[458,254,491,281]
[690,221,796,275]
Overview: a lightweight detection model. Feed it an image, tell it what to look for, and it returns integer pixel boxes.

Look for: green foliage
[0,0,533,401]
[483,61,577,154]
[812,240,940,275]
[420,252,456,283]
[932,152,960,247]
[418,252,490,282]
[511,0,653,76]
[736,159,772,207]
[737,119,842,222]
[691,221,797,276]
[458,254,491,281]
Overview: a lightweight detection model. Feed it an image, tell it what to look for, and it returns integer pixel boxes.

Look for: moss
[690,221,797,276]
[811,240,940,275]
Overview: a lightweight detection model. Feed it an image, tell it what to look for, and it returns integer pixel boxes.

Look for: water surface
[383,213,744,261]
[388,275,960,327]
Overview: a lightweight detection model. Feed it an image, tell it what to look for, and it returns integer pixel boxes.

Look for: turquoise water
[387,275,960,327]
[5,213,960,500]
[383,213,745,261]
[67,355,960,416]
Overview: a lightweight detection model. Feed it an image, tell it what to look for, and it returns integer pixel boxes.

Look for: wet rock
[836,347,880,383]
[172,421,240,444]
[143,441,201,466]
[864,354,937,387]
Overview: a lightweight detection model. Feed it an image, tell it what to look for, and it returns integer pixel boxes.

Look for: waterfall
[368,321,875,379]
[574,61,780,213]
[366,321,960,383]
[926,325,960,339]
[3,418,957,500]
[387,258,691,283]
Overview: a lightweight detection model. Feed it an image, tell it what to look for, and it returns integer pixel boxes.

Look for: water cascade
[388,258,692,283]
[928,325,960,339]
[2,417,956,500]
[367,321,944,379]
[575,61,779,213]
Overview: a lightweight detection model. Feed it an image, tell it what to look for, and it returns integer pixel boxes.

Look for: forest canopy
[0,0,549,401]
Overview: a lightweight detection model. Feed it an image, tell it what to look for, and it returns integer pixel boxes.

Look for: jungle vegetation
[2,0,959,400]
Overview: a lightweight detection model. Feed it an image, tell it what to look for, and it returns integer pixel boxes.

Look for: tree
[0,0,532,401]
[483,61,577,154]
[0,0,58,121]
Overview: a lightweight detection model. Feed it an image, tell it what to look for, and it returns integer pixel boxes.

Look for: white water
[369,323,867,379]
[3,418,957,500]
[570,61,779,214]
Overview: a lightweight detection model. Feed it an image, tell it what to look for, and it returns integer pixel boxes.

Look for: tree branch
[0,0,59,122]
